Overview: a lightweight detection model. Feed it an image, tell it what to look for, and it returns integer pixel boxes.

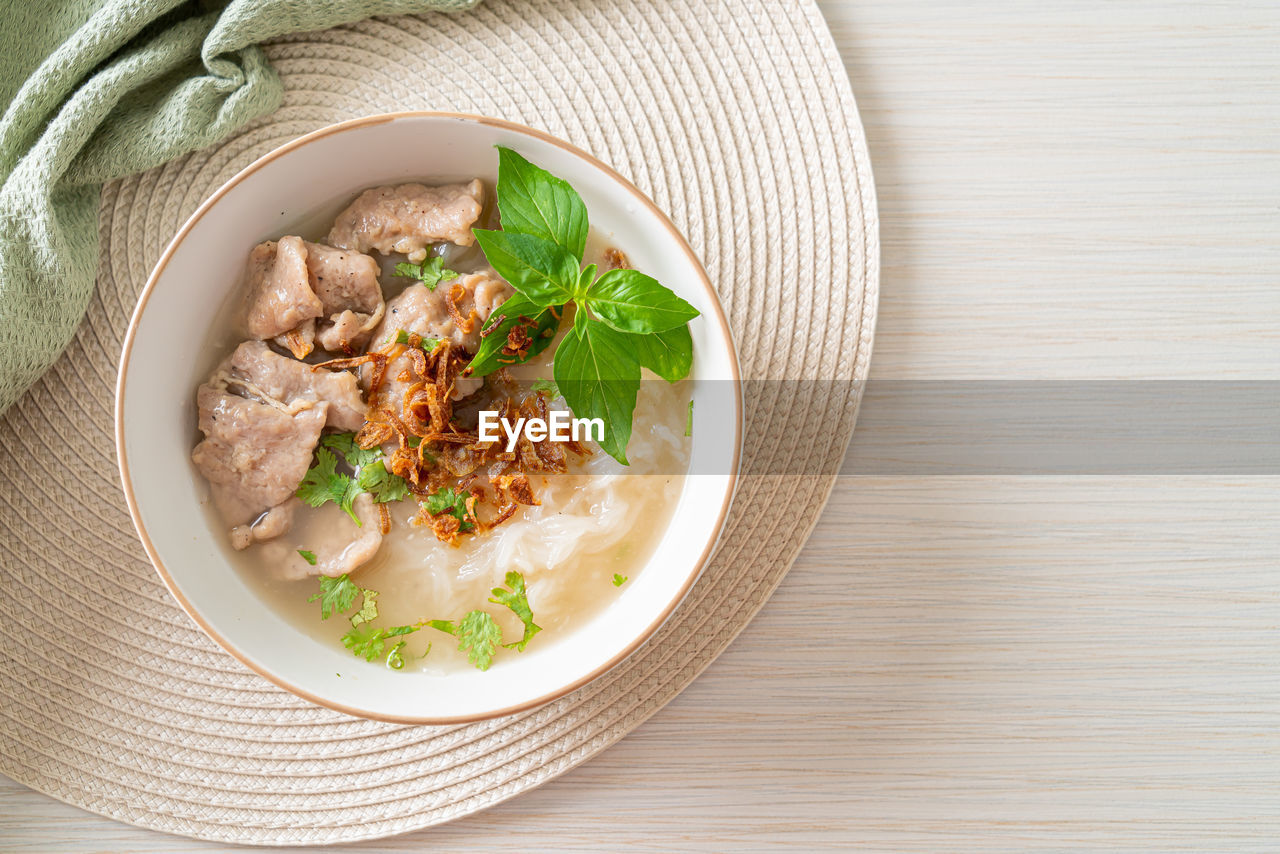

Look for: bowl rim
[114,111,743,724]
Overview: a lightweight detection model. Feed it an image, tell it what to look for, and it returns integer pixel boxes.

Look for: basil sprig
[470,147,698,464]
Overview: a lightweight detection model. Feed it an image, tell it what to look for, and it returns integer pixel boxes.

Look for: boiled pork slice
[326,180,485,261]
[191,386,327,540]
[258,494,384,580]
[223,340,367,432]
[193,339,371,549]
[228,498,298,551]
[304,241,385,352]
[374,270,512,354]
[243,236,322,341]
[243,238,386,356]
[367,270,514,405]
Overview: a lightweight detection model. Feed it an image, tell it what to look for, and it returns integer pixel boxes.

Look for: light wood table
[5,1,1279,849]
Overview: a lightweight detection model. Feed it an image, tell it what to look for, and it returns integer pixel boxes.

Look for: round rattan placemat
[0,0,877,844]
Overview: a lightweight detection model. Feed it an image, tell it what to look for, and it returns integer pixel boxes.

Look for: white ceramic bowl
[116,113,741,723]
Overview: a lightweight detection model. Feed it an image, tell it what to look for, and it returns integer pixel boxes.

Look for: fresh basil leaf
[466,293,560,377]
[553,321,640,464]
[576,263,598,299]
[628,323,693,382]
[495,146,589,261]
[584,268,700,334]
[473,229,578,307]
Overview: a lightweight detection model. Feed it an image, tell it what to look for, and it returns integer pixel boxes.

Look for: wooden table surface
[5,1,1279,850]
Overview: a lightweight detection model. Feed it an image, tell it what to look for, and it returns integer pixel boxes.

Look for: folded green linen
[0,0,476,413]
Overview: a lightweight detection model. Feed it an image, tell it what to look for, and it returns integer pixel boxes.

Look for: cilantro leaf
[553,320,640,465]
[394,256,459,290]
[297,549,317,565]
[489,571,542,651]
[628,324,693,383]
[296,448,362,525]
[529,378,559,397]
[613,574,628,587]
[314,433,407,508]
[349,588,378,628]
[309,573,360,620]
[494,146,589,262]
[393,329,441,351]
[466,293,559,378]
[428,610,502,671]
[341,622,419,662]
[423,486,475,532]
[321,432,379,469]
[472,229,579,307]
[584,268,699,334]
[385,641,408,670]
[358,459,409,503]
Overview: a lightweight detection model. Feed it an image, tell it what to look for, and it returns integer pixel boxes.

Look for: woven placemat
[0,0,877,844]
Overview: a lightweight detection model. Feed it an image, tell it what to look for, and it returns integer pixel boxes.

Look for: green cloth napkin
[0,0,477,414]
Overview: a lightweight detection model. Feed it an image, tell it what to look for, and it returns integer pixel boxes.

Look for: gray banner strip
[843,381,1280,475]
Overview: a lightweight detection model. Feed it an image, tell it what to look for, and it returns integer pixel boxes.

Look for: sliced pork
[229,498,298,551]
[274,320,316,361]
[244,238,386,357]
[194,340,370,547]
[259,494,384,580]
[367,271,514,405]
[243,236,322,340]
[326,180,485,261]
[191,386,327,533]
[222,340,366,432]
[304,242,385,352]
[374,270,513,354]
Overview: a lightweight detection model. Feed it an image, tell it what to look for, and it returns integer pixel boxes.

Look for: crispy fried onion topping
[343,330,589,544]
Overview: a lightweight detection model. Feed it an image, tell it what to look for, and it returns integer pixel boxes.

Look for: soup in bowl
[115,113,740,723]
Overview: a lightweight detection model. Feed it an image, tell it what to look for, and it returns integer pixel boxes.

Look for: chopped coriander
[297,549,317,565]
[385,640,408,670]
[320,432,379,469]
[296,448,362,526]
[529,378,559,397]
[309,574,360,620]
[612,574,628,587]
[394,256,459,290]
[349,588,379,628]
[312,575,540,672]
[341,622,419,662]
[428,610,502,671]
[358,459,410,503]
[489,571,541,651]
[302,434,408,513]
[393,329,442,351]
[423,486,475,532]
[685,399,694,437]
